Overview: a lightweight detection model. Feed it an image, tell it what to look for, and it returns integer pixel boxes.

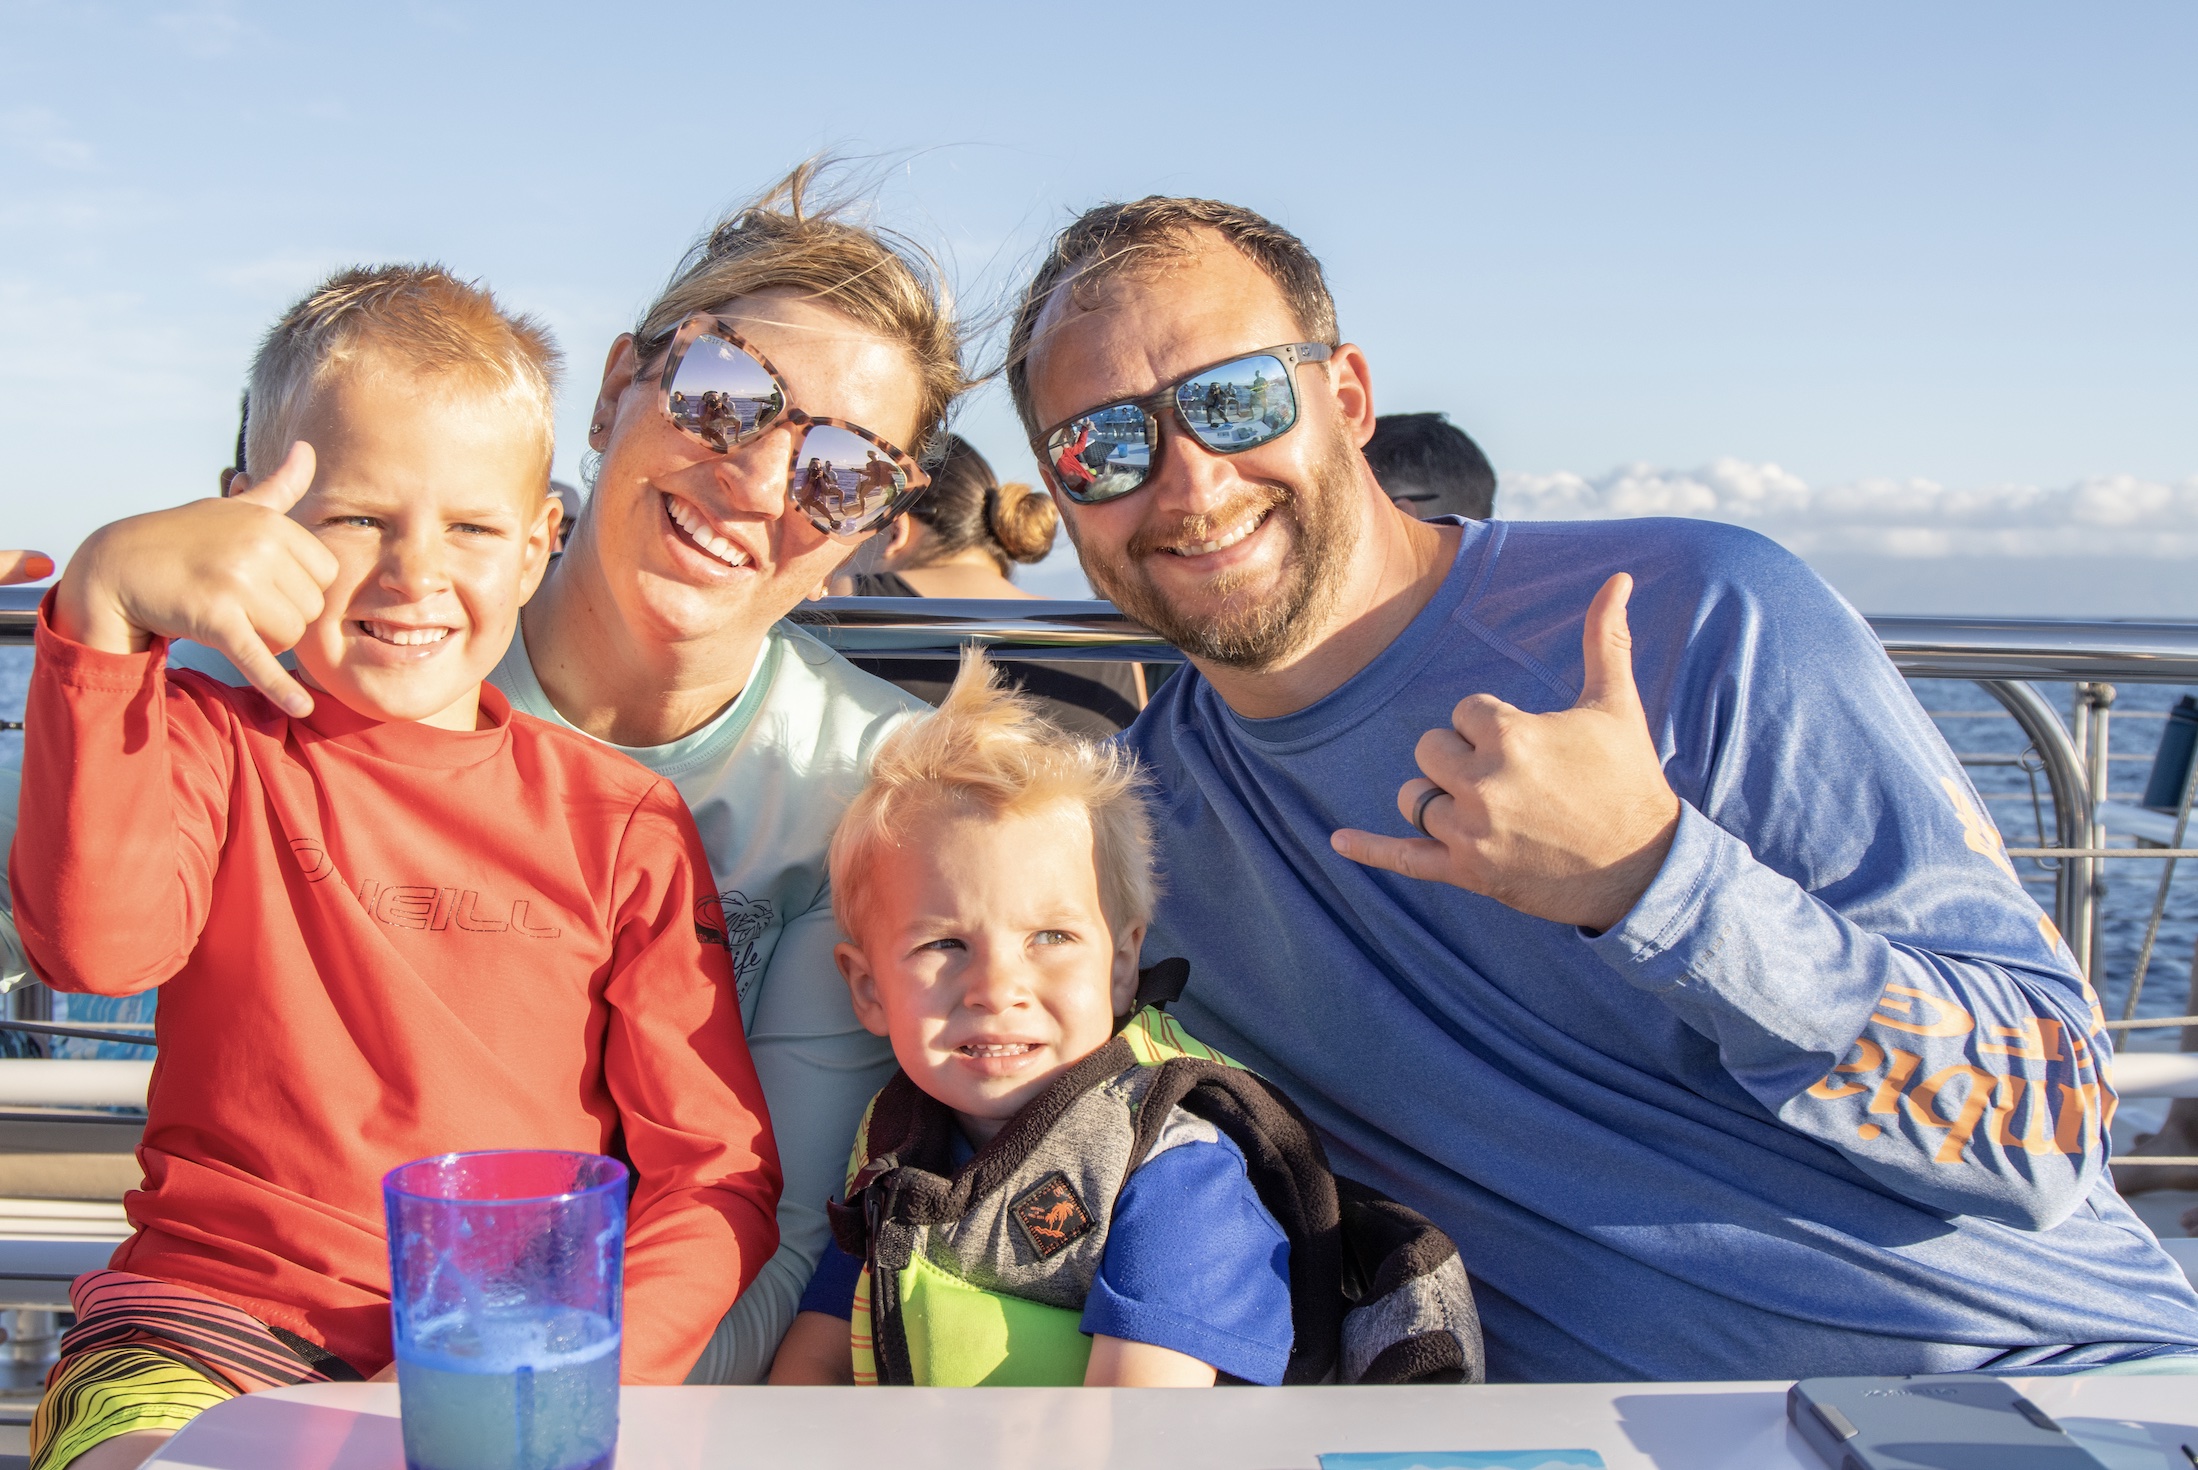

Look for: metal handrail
[7,588,2198,676]
[4,588,2193,985]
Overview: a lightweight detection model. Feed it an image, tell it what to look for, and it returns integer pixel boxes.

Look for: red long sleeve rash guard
[8,609,782,1382]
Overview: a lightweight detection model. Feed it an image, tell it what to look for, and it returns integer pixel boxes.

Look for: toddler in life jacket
[768,653,1481,1387]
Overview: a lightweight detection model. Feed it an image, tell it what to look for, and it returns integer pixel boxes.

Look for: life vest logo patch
[1010,1172,1091,1259]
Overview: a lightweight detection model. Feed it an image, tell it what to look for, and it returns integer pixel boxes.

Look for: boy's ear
[516,493,562,604]
[836,940,891,1037]
[1109,922,1147,1018]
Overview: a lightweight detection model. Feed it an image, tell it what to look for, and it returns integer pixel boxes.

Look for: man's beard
[1077,431,1362,671]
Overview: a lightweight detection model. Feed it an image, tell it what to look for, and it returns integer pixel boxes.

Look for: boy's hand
[54,442,336,717]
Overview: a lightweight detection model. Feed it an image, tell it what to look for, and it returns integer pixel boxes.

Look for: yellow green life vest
[829,987,1483,1388]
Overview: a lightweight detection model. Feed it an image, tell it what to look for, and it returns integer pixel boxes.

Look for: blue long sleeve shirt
[1123,516,2198,1383]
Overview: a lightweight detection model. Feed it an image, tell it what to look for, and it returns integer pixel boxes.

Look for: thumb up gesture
[1331,573,1681,933]
[54,442,338,718]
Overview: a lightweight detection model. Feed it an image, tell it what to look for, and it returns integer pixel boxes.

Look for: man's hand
[0,551,53,585]
[1332,572,1681,933]
[52,442,337,717]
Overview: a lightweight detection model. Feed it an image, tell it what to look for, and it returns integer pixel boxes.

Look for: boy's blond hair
[830,652,1157,939]
[244,263,561,481]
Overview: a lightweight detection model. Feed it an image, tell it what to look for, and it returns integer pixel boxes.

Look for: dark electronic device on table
[1788,1374,2112,1470]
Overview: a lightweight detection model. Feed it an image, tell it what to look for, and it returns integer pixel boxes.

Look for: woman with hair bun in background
[843,434,1146,737]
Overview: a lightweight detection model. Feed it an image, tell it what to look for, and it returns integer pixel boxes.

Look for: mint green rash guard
[1123,517,2198,1382]
[488,619,920,1383]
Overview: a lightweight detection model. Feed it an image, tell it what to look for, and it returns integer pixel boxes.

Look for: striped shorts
[30,1270,359,1470]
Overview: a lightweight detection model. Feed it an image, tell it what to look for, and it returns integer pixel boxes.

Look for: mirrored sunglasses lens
[1176,355,1294,453]
[667,335,783,449]
[1046,404,1152,502]
[791,425,909,532]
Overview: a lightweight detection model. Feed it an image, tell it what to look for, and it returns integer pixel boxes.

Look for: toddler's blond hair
[245,263,561,481]
[830,652,1157,940]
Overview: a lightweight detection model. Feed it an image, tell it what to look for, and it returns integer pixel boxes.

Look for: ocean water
[396,1308,619,1470]
[1,645,2190,1050]
[1913,677,2198,1053]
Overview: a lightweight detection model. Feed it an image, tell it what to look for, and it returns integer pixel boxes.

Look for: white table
[143,1377,2198,1470]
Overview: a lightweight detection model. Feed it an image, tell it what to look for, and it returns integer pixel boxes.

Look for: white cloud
[0,107,95,170]
[153,2,249,58]
[1500,458,2198,558]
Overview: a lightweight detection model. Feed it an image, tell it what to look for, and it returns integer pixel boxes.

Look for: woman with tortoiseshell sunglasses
[487,162,969,1384]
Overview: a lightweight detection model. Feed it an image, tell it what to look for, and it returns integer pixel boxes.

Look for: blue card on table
[1318,1455,1606,1470]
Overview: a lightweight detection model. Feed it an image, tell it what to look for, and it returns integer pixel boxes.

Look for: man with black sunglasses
[1006,197,2198,1383]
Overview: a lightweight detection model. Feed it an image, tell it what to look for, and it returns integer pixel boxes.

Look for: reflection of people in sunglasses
[1052,422,1095,486]
[801,456,840,525]
[1203,382,1229,427]
[859,451,900,503]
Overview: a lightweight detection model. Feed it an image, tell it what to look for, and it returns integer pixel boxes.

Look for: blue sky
[3,1,2192,612]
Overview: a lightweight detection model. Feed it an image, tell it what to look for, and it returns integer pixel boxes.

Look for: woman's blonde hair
[635,160,970,461]
[246,263,560,479]
[830,652,1157,939]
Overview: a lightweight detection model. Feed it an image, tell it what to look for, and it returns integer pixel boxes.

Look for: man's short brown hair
[1005,197,1338,437]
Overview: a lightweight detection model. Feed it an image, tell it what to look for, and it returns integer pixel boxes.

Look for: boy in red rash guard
[10,266,779,1470]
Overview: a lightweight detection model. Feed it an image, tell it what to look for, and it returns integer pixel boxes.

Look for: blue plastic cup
[384,1150,627,1470]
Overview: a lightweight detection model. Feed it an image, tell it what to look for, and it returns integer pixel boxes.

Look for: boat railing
[0,589,2194,1342]
[1,588,2194,1108]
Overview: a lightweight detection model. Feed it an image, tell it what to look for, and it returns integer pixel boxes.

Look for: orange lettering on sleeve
[1868,1050,1924,1116]
[1906,1064,2002,1164]
[2053,1081,2101,1157]
[1989,1075,2062,1156]
[1871,984,1976,1038]
[1807,1037,1888,1101]
[1980,1021,2046,1060]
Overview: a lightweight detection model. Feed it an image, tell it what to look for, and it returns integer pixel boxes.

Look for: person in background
[0,551,54,1005]
[549,479,584,551]
[1363,411,1496,521]
[0,552,52,586]
[840,434,1145,739]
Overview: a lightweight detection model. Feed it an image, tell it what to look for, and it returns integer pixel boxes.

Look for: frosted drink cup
[384,1150,627,1470]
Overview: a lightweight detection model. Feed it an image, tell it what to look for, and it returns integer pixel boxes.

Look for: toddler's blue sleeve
[796,1237,865,1321]
[1082,1133,1293,1384]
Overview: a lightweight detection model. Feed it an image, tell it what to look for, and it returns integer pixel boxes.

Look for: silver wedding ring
[1409,785,1446,837]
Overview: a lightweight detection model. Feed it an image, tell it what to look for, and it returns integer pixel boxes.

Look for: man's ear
[590,335,638,450]
[219,468,241,495]
[837,940,891,1037]
[1326,342,1376,450]
[1109,922,1147,1017]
